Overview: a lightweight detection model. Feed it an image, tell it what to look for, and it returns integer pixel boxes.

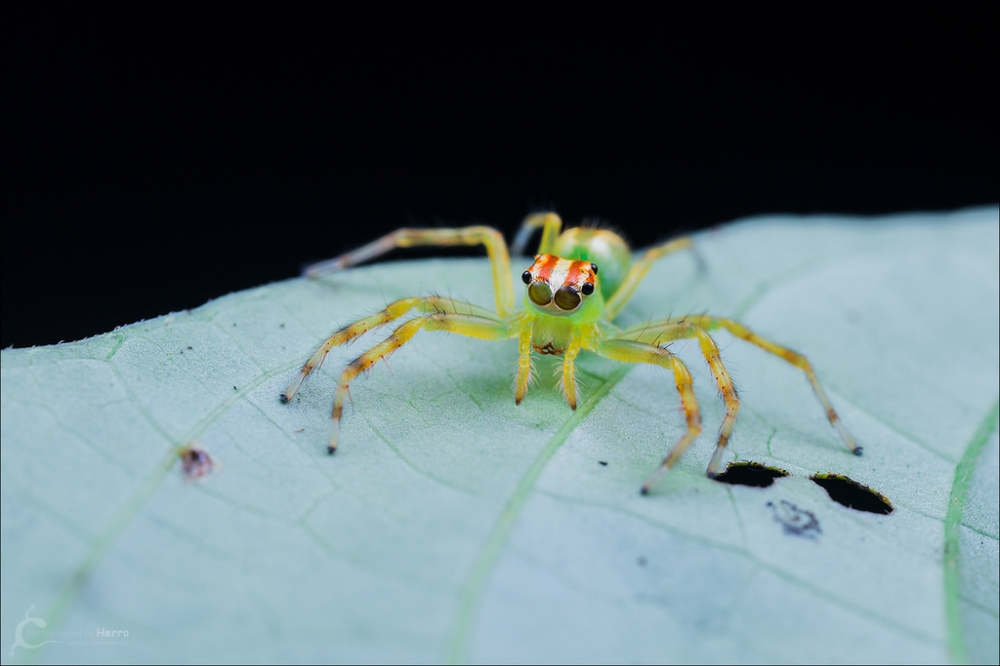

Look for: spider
[281,212,861,493]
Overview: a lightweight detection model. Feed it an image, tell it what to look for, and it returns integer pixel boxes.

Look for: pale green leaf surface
[2,208,998,664]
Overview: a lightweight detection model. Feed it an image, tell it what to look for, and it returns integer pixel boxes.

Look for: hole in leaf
[810,473,894,514]
[714,461,789,488]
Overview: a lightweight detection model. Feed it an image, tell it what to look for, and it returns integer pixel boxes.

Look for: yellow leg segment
[282,296,499,402]
[604,236,696,320]
[327,313,518,453]
[515,325,533,405]
[561,334,583,410]
[303,226,516,316]
[511,212,564,256]
[595,339,703,493]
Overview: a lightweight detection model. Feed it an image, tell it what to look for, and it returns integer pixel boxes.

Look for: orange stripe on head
[564,260,598,291]
[565,261,584,287]
[532,254,559,282]
[524,255,600,313]
[529,255,598,290]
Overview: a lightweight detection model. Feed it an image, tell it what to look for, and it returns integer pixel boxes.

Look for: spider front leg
[282,296,498,402]
[325,312,520,453]
[595,339,703,493]
[303,226,516,316]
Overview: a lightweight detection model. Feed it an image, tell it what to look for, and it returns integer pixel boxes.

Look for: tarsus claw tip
[327,445,337,455]
[279,394,289,403]
[853,446,864,456]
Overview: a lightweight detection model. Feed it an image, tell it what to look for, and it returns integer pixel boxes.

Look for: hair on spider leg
[556,367,581,405]
[626,317,657,342]
[379,353,396,377]
[651,332,675,349]
[509,356,539,390]
[438,292,468,317]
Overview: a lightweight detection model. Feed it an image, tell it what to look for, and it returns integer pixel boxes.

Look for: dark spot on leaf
[811,474,894,514]
[767,500,821,539]
[187,346,193,350]
[637,556,647,566]
[714,461,789,488]
[598,461,608,466]
[179,443,215,479]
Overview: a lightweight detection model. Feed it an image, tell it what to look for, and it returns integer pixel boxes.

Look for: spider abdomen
[552,227,632,299]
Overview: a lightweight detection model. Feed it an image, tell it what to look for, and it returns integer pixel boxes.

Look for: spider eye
[590,263,599,274]
[521,270,532,284]
[554,286,581,310]
[528,282,553,306]
[581,282,595,296]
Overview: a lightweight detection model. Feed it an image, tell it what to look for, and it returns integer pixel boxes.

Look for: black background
[2,2,997,349]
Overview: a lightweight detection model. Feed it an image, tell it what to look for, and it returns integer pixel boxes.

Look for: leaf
[2,208,998,664]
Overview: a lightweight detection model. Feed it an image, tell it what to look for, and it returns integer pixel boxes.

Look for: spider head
[521,254,600,317]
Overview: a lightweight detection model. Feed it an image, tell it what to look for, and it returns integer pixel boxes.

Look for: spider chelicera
[281,212,861,493]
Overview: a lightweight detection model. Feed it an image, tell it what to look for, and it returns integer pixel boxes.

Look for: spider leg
[303,226,516,316]
[514,325,533,405]
[622,315,861,457]
[511,212,564,256]
[326,312,520,453]
[603,236,696,320]
[560,333,584,410]
[282,296,499,402]
[595,339,702,493]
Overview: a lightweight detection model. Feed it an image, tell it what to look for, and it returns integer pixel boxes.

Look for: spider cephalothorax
[283,212,861,493]
[522,254,599,315]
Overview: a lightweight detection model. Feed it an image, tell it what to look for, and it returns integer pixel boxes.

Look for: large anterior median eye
[528,282,553,306]
[554,286,581,310]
